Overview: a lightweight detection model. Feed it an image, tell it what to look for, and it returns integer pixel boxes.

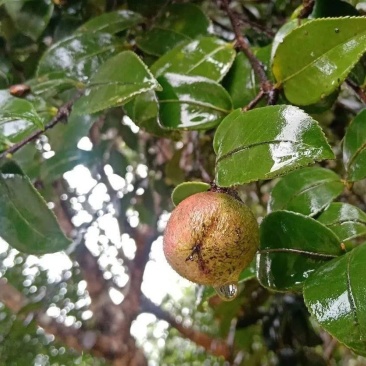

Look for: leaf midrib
[346,251,360,339]
[216,139,297,164]
[259,247,337,260]
[325,218,366,227]
[275,178,341,211]
[187,43,229,78]
[346,140,366,174]
[159,99,231,114]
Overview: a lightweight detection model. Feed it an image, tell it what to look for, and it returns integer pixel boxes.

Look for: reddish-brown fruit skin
[163,192,259,286]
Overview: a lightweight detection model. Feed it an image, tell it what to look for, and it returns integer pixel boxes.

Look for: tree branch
[0,278,27,312]
[141,296,232,361]
[0,277,146,364]
[298,0,315,19]
[52,180,147,365]
[221,0,278,105]
[243,90,265,111]
[0,92,82,160]
[346,79,366,104]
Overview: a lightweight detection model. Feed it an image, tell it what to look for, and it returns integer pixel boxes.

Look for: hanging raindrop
[213,282,238,301]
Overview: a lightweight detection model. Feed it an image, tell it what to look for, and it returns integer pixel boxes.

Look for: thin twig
[298,0,315,19]
[212,16,274,38]
[221,0,277,105]
[346,79,366,104]
[0,92,82,160]
[141,295,232,361]
[243,90,265,111]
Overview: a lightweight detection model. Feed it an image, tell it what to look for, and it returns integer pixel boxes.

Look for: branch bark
[0,92,82,160]
[346,79,366,104]
[221,0,278,105]
[141,296,232,361]
[0,277,145,364]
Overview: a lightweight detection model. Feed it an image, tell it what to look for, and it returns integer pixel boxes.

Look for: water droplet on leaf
[335,28,340,33]
[213,282,238,301]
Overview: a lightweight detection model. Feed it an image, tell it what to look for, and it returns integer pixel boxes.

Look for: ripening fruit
[163,191,259,290]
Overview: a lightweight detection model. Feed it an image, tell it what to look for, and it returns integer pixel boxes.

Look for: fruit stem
[209,182,242,202]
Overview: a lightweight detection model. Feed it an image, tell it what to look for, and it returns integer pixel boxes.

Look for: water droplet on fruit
[214,282,238,301]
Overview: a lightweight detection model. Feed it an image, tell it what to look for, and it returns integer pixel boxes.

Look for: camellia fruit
[163,191,259,300]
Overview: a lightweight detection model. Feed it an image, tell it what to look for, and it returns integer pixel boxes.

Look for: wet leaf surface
[257,210,342,291]
[151,37,235,81]
[0,91,44,151]
[157,73,232,130]
[74,51,161,115]
[343,108,366,181]
[273,17,366,105]
[37,32,120,82]
[171,181,210,206]
[4,0,53,41]
[0,161,71,254]
[317,202,366,243]
[268,166,343,216]
[214,106,334,186]
[304,243,366,356]
[77,10,143,34]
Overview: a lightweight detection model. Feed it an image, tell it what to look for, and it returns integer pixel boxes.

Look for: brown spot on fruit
[163,191,259,287]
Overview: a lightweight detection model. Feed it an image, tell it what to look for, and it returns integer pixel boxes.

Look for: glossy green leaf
[4,0,53,41]
[137,28,189,57]
[127,0,166,17]
[37,32,120,82]
[271,20,338,113]
[124,91,179,139]
[74,51,161,115]
[268,167,344,216]
[157,3,210,38]
[0,57,13,88]
[214,106,334,186]
[12,144,41,180]
[157,73,232,130]
[311,0,359,18]
[0,161,71,254]
[304,243,366,356]
[0,91,44,151]
[222,53,257,109]
[47,112,97,153]
[136,3,210,56]
[271,19,299,62]
[318,202,366,243]
[171,181,210,206]
[343,108,366,181]
[77,10,143,34]
[109,149,128,177]
[273,17,366,105]
[257,210,343,291]
[222,46,272,109]
[349,55,366,86]
[151,37,236,82]
[0,90,43,128]
[25,95,55,124]
[28,73,82,98]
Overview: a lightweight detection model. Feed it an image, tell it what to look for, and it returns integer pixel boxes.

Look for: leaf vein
[259,248,337,260]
